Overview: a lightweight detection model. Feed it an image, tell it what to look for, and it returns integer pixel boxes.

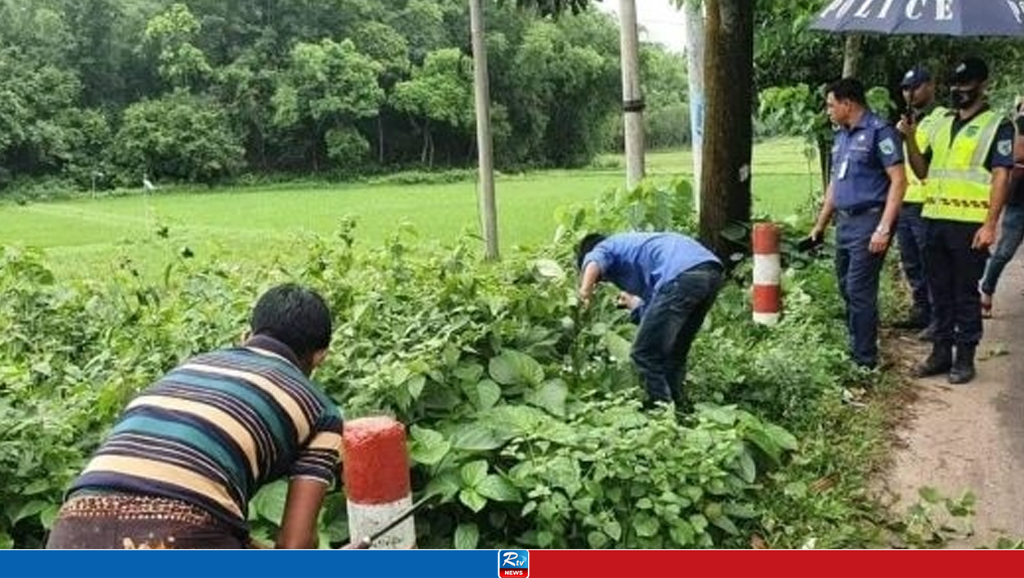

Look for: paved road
[884,256,1024,547]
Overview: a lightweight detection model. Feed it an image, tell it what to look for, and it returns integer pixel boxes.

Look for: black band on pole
[622,98,646,113]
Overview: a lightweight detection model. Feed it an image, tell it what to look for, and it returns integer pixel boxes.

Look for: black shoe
[948,345,977,385]
[913,344,952,378]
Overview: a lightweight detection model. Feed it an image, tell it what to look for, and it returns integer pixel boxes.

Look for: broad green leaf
[736,449,757,484]
[476,380,501,411]
[459,488,487,513]
[452,423,509,451]
[533,259,566,281]
[22,480,51,496]
[460,460,489,487]
[525,379,568,417]
[0,531,12,550]
[454,523,480,549]
[425,470,461,501]
[723,503,758,519]
[632,514,659,538]
[603,332,633,362]
[545,456,582,497]
[485,405,548,435]
[587,530,609,549]
[252,480,289,524]
[409,425,451,465]
[407,374,426,399]
[453,363,484,384]
[488,350,544,386]
[602,519,622,541]
[763,423,798,451]
[477,474,521,502]
[40,504,60,530]
[919,486,942,504]
[744,429,782,467]
[709,514,739,536]
[11,500,48,525]
[669,521,695,546]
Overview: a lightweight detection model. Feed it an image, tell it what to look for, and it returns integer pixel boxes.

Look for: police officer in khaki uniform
[895,65,947,338]
[901,57,1014,384]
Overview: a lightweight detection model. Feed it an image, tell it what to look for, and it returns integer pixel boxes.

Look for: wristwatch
[875,225,890,236]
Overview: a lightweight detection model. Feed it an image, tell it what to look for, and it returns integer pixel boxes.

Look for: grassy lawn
[2,138,821,279]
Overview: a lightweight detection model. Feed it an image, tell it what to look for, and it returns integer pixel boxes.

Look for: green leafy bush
[0,181,899,549]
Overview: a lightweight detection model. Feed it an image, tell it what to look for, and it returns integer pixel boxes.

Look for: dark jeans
[896,202,930,318]
[835,210,887,367]
[631,263,723,406]
[980,203,1024,296]
[926,219,988,346]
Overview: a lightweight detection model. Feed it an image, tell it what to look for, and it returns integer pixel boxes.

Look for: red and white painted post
[752,223,781,325]
[343,416,416,549]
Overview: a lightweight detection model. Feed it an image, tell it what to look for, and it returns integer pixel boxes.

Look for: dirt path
[882,257,1024,546]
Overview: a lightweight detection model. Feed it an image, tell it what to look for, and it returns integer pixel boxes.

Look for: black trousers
[924,219,988,347]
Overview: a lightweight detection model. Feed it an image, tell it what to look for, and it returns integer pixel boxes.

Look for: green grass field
[1,138,821,279]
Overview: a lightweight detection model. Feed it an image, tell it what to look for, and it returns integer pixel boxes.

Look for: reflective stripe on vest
[904,106,949,204]
[922,110,1001,223]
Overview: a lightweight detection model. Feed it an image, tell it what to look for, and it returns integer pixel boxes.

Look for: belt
[836,205,883,218]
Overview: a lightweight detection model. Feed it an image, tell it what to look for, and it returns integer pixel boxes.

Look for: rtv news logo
[498,549,529,578]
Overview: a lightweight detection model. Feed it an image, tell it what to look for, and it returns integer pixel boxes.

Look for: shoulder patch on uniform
[879,136,896,156]
[999,139,1013,156]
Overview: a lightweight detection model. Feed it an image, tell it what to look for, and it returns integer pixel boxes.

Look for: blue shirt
[830,111,904,210]
[582,232,719,321]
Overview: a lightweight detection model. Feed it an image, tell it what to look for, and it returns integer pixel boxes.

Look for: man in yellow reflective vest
[895,64,947,338]
[900,57,1014,384]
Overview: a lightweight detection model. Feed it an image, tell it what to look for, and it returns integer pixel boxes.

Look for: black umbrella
[811,0,1024,36]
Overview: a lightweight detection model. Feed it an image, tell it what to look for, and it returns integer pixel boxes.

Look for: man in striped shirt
[47,283,343,549]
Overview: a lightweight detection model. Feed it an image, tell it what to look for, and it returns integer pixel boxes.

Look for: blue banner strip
[0,551,504,578]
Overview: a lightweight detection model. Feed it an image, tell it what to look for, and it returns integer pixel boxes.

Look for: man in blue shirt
[576,232,722,411]
[809,77,907,369]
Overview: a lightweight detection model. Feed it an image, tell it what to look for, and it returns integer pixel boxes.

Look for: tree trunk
[470,0,499,260]
[817,134,832,196]
[377,116,385,164]
[842,34,862,78]
[700,0,753,259]
[420,119,430,165]
[618,0,645,190]
[683,0,705,212]
[428,131,435,168]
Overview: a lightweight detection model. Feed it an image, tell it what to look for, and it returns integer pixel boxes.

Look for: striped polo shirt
[70,335,343,532]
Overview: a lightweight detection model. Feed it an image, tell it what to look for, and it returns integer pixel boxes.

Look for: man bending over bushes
[576,232,723,413]
[47,283,342,549]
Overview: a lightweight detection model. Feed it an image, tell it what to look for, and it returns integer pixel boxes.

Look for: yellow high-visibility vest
[904,105,949,204]
[922,110,1003,223]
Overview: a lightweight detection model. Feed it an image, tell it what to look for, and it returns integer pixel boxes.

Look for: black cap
[900,65,931,89]
[949,57,989,85]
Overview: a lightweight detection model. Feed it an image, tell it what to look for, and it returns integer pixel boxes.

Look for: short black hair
[250,283,332,358]
[575,233,606,270]
[826,77,866,107]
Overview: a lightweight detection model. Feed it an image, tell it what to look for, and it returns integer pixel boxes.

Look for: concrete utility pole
[682,0,705,212]
[469,0,499,261]
[618,0,645,190]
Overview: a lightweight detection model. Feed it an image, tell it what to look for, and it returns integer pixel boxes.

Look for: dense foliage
[0,0,691,192]
[0,182,900,549]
